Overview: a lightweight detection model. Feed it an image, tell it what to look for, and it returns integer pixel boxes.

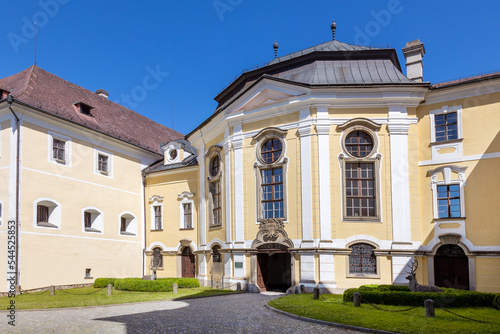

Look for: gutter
[7,95,21,290]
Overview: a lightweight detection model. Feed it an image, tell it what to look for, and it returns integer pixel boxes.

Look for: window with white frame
[429,166,467,219]
[119,212,137,235]
[253,128,288,222]
[95,149,112,176]
[33,198,61,228]
[430,106,462,143]
[338,119,382,222]
[82,207,103,233]
[207,146,223,227]
[48,132,71,166]
[178,191,194,229]
[149,195,164,230]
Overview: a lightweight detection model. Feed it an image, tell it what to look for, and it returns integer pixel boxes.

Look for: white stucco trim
[22,167,141,196]
[428,165,467,219]
[149,195,164,231]
[199,143,206,245]
[118,211,137,236]
[418,151,500,166]
[94,147,113,178]
[233,124,244,242]
[178,192,194,229]
[298,108,313,241]
[146,241,168,251]
[316,106,331,241]
[81,206,104,234]
[47,131,72,167]
[223,130,232,242]
[33,197,61,229]
[22,231,142,244]
[388,106,412,243]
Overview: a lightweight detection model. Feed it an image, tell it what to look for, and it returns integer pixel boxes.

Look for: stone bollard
[107,284,113,296]
[300,285,305,294]
[313,287,320,300]
[15,285,21,296]
[425,299,435,318]
[49,285,55,296]
[236,282,242,291]
[173,283,178,294]
[353,292,361,307]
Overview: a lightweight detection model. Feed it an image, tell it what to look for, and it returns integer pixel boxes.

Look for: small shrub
[94,278,117,288]
[113,278,200,292]
[343,285,497,308]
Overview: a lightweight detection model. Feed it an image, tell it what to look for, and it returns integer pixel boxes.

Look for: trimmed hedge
[113,278,200,292]
[93,278,117,288]
[343,285,498,308]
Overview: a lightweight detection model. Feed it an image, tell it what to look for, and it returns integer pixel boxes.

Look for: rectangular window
[345,162,376,218]
[98,154,108,173]
[154,206,162,230]
[53,139,66,162]
[183,203,192,229]
[37,205,49,224]
[84,211,92,228]
[120,217,127,232]
[435,112,458,142]
[211,181,222,225]
[261,167,284,219]
[437,184,461,218]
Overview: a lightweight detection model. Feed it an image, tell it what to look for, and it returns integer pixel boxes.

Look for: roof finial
[273,40,279,58]
[331,19,337,40]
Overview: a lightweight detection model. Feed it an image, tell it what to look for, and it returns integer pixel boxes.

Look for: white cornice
[423,78,500,106]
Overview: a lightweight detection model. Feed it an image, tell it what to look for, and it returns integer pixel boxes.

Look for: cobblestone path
[2,292,364,333]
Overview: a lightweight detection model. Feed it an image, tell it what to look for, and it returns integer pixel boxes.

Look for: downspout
[7,95,21,290]
[141,171,147,278]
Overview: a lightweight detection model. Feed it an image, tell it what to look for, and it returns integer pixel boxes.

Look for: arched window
[345,131,373,157]
[120,212,136,235]
[82,207,103,233]
[254,128,288,222]
[349,243,377,275]
[207,147,223,227]
[34,198,61,229]
[212,245,221,263]
[152,247,163,267]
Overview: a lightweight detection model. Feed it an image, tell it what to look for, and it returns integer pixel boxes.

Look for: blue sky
[1,0,499,135]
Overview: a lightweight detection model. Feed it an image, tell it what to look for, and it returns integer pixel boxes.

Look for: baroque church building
[142,23,500,293]
[1,22,499,293]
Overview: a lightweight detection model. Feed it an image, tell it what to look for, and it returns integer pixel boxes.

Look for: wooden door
[257,253,268,291]
[182,247,195,278]
[434,245,469,290]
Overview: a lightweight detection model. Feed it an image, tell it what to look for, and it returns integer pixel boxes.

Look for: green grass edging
[269,294,500,334]
[343,285,498,308]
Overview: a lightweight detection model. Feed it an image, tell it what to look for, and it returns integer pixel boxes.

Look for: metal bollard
[173,283,178,294]
[49,285,55,296]
[313,287,320,300]
[425,299,435,317]
[107,284,113,296]
[353,292,361,307]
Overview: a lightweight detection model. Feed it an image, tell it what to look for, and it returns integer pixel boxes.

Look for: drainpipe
[7,95,21,291]
[142,171,147,278]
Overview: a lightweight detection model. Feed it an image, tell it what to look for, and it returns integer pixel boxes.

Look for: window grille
[37,205,49,223]
[349,243,377,274]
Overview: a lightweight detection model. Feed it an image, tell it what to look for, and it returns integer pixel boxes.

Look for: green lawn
[0,286,240,310]
[268,294,500,334]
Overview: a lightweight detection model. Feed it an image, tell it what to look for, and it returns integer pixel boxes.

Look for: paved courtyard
[2,292,364,333]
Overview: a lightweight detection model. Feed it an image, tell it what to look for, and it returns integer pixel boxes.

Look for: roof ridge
[17,65,37,100]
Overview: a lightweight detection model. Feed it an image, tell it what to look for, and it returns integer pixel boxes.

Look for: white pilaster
[316,107,331,241]
[233,253,245,278]
[392,256,412,284]
[318,253,337,290]
[223,130,232,243]
[199,143,206,246]
[233,124,244,243]
[299,253,315,288]
[388,106,411,243]
[298,108,313,242]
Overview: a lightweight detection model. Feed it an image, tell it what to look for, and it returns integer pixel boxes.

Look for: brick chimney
[95,89,109,99]
[402,40,425,82]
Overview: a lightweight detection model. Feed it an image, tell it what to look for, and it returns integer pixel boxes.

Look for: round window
[169,149,177,160]
[261,138,282,163]
[345,131,373,157]
[210,155,220,177]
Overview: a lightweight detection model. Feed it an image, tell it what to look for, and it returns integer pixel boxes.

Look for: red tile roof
[0,66,183,155]
[432,71,500,89]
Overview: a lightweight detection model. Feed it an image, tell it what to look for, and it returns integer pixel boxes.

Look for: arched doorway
[181,247,195,278]
[434,244,469,290]
[256,243,291,292]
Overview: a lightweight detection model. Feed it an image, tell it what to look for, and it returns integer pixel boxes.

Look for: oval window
[345,131,373,157]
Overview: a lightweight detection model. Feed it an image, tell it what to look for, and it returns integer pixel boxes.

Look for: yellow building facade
[144,33,500,293]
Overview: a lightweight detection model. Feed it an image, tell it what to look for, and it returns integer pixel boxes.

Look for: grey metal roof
[268,40,379,65]
[275,59,412,85]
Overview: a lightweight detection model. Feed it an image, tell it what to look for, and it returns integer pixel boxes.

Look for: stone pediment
[252,219,294,249]
[235,88,295,112]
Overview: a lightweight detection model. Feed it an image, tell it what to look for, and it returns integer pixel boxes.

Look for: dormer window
[74,101,93,116]
[0,89,10,99]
